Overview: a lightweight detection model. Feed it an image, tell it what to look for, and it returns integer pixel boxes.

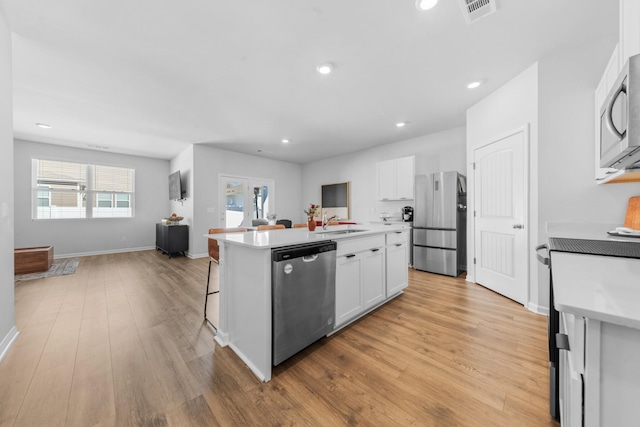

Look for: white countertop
[204,224,408,249]
[546,222,640,243]
[551,251,640,330]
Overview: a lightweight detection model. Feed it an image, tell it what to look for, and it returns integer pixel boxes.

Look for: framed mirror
[321,181,350,220]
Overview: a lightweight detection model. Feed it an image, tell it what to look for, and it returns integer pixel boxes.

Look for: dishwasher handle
[302,254,319,262]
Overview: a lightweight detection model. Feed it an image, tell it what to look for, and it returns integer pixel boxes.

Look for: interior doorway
[472,128,529,305]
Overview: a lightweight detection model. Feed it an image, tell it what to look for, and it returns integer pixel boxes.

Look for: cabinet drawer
[386,230,408,245]
[337,235,385,256]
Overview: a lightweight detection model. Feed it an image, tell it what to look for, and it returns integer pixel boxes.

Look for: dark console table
[156,223,188,258]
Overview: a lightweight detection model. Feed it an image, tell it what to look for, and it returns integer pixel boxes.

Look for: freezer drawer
[413,246,457,276]
[413,229,457,249]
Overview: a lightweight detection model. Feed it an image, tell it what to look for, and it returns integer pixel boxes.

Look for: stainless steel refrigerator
[413,172,467,276]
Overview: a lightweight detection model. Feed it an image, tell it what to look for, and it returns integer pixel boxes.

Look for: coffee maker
[402,206,413,222]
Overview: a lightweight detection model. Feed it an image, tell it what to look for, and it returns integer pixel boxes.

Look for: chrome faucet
[322,213,337,230]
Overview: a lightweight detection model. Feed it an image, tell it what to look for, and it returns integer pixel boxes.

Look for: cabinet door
[362,248,385,309]
[376,160,395,201]
[559,312,584,427]
[620,0,640,64]
[386,242,408,297]
[335,254,363,327]
[395,156,415,200]
[156,224,168,251]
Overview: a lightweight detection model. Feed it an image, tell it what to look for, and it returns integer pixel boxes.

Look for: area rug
[15,258,80,281]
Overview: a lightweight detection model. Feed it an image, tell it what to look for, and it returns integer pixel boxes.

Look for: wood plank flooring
[1,250,558,426]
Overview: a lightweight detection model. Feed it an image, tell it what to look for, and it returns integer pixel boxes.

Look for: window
[33,159,135,219]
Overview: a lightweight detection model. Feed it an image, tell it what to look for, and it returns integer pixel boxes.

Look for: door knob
[513,224,524,229]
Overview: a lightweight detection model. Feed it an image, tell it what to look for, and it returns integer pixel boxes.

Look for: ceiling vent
[458,0,497,24]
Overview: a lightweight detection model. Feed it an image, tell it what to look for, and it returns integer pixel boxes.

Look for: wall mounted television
[169,170,184,200]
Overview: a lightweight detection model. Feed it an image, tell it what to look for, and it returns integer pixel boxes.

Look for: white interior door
[473,130,528,304]
[219,175,275,227]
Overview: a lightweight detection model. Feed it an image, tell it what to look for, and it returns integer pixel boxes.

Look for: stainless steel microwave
[600,53,640,169]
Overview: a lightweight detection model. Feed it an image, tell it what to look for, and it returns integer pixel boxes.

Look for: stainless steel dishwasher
[272,241,337,366]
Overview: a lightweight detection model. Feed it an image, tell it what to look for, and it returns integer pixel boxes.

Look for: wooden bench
[15,246,54,275]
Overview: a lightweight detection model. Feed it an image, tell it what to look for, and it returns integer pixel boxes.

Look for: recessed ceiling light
[281,139,289,144]
[396,122,408,128]
[316,63,333,75]
[416,0,438,11]
[467,81,482,89]
[35,123,52,129]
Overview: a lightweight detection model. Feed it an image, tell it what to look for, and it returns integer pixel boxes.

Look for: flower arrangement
[304,203,320,218]
[266,212,277,221]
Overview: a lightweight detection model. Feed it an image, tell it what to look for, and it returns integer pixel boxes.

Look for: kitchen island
[206,224,409,381]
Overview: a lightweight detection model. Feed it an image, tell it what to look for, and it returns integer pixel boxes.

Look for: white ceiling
[1,0,618,164]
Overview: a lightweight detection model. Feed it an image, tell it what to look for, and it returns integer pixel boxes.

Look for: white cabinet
[334,230,409,330]
[385,231,408,296]
[557,311,640,427]
[376,156,415,201]
[335,254,363,326]
[362,248,385,308]
[595,2,640,183]
[620,0,640,64]
[558,312,585,427]
[335,235,386,328]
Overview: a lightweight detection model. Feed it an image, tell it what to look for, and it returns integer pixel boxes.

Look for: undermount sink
[316,229,368,235]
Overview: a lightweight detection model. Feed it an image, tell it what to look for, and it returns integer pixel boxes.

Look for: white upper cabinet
[594,0,640,183]
[620,0,640,64]
[376,156,415,201]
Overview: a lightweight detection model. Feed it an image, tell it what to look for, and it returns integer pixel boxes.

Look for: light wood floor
[1,250,558,426]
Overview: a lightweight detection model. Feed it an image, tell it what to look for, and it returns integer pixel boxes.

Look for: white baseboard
[214,330,229,347]
[527,302,549,316]
[0,326,19,363]
[465,275,475,283]
[54,246,156,259]
[189,252,208,259]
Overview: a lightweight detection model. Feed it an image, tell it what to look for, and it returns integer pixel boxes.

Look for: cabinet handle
[395,243,402,247]
[371,248,380,252]
[556,333,570,351]
[346,254,356,258]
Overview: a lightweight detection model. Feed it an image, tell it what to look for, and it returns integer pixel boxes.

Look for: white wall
[302,127,467,223]
[14,140,170,257]
[189,144,303,257]
[466,63,539,305]
[0,6,17,362]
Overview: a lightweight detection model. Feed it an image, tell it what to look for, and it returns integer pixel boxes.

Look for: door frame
[468,124,530,306]
[218,174,276,228]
